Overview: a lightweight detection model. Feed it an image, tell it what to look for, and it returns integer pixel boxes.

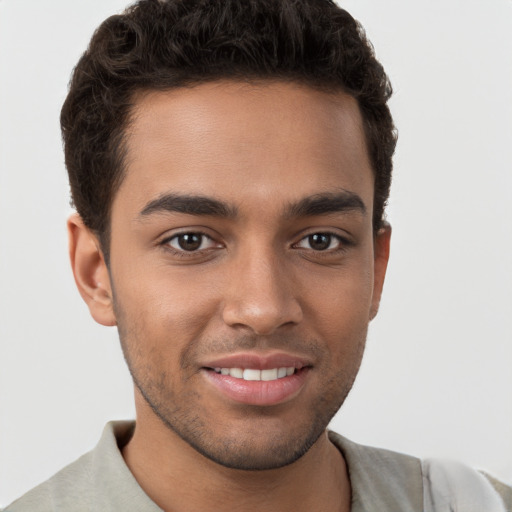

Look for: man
[4,0,511,510]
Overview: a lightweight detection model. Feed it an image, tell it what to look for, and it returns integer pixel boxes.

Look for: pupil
[178,233,202,251]
[309,233,330,251]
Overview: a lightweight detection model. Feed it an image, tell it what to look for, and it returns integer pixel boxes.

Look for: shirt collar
[329,431,423,512]
[96,422,423,511]
[91,421,163,511]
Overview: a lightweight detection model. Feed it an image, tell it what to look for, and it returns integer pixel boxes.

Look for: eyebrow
[139,193,238,218]
[284,191,366,218]
[139,190,366,220]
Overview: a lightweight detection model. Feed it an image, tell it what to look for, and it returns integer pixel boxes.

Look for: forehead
[117,81,373,217]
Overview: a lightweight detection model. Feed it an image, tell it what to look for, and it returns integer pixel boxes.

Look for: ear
[67,213,116,326]
[369,222,391,321]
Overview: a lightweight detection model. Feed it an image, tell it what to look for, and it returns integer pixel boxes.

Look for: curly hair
[61,0,396,258]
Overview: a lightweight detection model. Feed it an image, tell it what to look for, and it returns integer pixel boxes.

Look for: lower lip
[202,368,310,406]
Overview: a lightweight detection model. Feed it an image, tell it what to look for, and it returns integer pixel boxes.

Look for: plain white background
[1,0,511,506]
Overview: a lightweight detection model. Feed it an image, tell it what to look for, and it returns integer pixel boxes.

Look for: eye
[165,232,217,252]
[295,233,343,251]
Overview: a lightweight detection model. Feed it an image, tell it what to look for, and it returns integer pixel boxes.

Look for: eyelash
[160,231,351,257]
[160,231,219,257]
[293,232,349,252]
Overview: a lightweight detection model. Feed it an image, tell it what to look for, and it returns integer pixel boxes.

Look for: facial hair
[114,297,367,471]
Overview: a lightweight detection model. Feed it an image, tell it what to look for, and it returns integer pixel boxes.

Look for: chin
[148,394,342,471]
[176,423,326,471]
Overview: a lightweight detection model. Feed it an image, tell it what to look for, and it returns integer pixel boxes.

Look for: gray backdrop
[1,0,511,505]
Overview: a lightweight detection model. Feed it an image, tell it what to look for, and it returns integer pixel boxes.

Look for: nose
[221,248,303,336]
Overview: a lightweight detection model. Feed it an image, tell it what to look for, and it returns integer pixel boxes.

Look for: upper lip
[201,351,314,370]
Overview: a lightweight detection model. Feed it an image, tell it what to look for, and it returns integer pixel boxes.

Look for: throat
[122,413,351,512]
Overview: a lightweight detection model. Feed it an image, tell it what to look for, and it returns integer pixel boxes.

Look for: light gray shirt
[4,421,511,511]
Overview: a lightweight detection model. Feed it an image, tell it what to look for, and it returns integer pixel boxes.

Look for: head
[65,0,395,471]
[61,0,396,263]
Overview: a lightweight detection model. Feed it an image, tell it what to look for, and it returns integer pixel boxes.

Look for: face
[87,81,389,470]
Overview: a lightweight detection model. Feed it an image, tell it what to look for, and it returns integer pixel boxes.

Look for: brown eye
[308,234,331,251]
[296,233,342,251]
[167,233,214,252]
[177,234,202,251]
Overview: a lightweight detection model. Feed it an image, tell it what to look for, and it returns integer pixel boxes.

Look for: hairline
[97,77,382,263]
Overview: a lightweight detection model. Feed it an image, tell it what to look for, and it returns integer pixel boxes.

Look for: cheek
[111,260,222,351]
[305,262,374,363]
[309,263,374,326]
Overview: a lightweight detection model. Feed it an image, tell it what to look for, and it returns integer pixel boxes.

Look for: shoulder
[3,421,159,512]
[3,421,137,512]
[3,451,94,512]
[422,458,512,512]
[329,431,423,511]
[329,431,512,512]
[485,473,512,510]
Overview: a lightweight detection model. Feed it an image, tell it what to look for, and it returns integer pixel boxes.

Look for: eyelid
[170,233,215,251]
[293,227,352,247]
[159,229,223,254]
[294,233,343,250]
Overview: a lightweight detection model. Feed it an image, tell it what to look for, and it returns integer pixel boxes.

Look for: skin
[69,81,391,512]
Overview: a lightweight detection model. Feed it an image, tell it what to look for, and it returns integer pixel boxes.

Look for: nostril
[222,301,303,336]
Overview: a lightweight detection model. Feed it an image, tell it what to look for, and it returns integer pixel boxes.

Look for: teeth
[261,368,278,381]
[243,369,261,381]
[229,368,243,379]
[213,367,297,381]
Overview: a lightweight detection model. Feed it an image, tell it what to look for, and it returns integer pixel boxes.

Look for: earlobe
[369,222,391,321]
[67,214,116,327]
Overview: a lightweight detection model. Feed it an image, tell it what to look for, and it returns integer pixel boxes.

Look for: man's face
[106,81,389,470]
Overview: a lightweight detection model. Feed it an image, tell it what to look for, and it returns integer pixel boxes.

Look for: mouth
[210,366,298,381]
[200,352,312,406]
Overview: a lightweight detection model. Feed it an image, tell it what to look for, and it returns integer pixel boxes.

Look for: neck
[122,403,351,512]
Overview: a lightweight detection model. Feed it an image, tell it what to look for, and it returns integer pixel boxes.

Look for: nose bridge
[222,240,302,335]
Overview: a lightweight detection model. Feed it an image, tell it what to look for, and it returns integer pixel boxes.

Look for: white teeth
[229,368,244,378]
[243,369,261,381]
[261,368,278,381]
[214,367,296,381]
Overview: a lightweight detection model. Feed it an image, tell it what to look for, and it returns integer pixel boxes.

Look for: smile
[212,367,296,381]
[203,366,309,406]
[201,351,313,405]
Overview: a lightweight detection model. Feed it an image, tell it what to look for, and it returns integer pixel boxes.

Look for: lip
[200,351,313,406]
[201,351,313,371]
